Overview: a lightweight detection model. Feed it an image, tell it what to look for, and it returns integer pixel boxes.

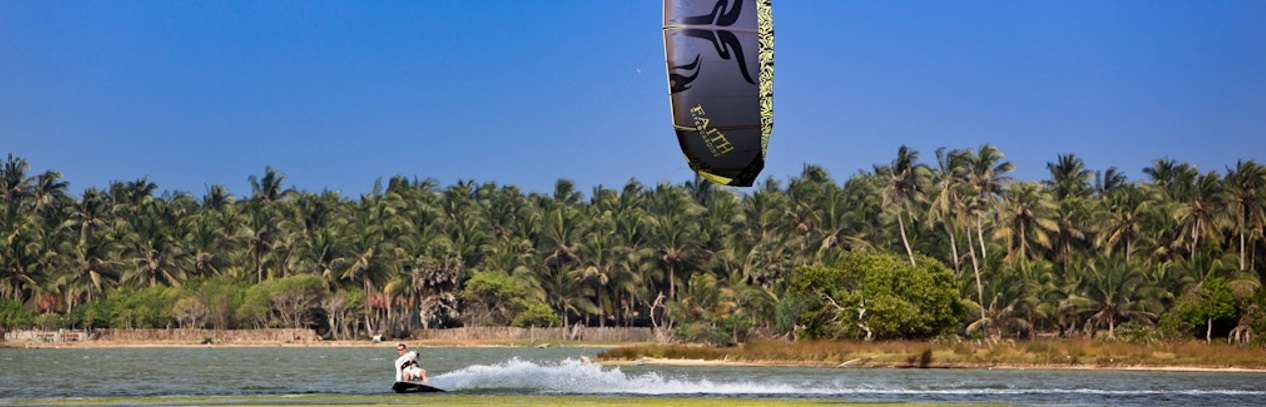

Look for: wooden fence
[91,328,320,343]
[4,327,655,344]
[409,326,656,342]
[4,329,88,342]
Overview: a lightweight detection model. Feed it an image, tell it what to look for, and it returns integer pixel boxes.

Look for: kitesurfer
[394,343,428,382]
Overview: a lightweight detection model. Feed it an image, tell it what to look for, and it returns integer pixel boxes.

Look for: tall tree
[876,146,928,265]
[1046,153,1094,200]
[993,181,1058,267]
[1224,160,1265,273]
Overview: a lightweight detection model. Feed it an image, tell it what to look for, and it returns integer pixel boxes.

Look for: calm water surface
[1,346,1263,406]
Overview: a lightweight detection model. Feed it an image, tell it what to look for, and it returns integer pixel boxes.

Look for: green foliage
[110,286,179,329]
[0,299,34,328]
[788,253,963,340]
[1160,277,1239,340]
[236,275,326,328]
[71,299,117,329]
[462,269,557,327]
[2,152,1265,341]
[667,273,754,346]
[511,301,562,328]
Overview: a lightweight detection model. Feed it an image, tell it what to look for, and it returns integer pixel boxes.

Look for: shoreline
[5,338,1265,374]
[598,356,1266,373]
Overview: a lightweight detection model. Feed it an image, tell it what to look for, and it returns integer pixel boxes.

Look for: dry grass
[597,338,1266,370]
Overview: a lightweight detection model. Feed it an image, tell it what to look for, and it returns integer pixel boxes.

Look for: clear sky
[3,1,1264,197]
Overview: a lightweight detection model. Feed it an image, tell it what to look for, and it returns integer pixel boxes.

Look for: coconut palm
[1097,184,1155,264]
[1050,197,1092,269]
[965,144,1014,262]
[964,260,1042,339]
[1058,255,1163,338]
[876,146,928,265]
[928,148,969,276]
[992,181,1058,267]
[123,196,193,288]
[1094,167,1128,198]
[0,154,33,204]
[648,182,705,301]
[1223,160,1266,272]
[1046,153,1094,200]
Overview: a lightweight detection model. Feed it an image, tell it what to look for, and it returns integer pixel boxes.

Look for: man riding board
[394,343,428,382]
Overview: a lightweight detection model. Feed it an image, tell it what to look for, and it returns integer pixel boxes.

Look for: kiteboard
[392,381,445,393]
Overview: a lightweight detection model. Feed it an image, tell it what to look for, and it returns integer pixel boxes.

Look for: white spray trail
[426,358,1266,398]
[429,357,798,394]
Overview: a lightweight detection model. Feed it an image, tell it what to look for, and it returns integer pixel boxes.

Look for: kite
[663,0,774,187]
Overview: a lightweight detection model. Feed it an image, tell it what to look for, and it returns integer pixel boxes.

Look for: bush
[0,299,34,329]
[511,301,561,328]
[70,299,117,329]
[1159,277,1238,342]
[787,252,963,340]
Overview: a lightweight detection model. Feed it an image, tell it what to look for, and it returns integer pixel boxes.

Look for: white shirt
[394,351,418,381]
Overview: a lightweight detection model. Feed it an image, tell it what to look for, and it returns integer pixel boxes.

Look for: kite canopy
[663,0,773,187]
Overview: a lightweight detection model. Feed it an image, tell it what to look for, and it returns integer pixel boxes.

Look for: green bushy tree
[462,269,558,327]
[1160,277,1238,342]
[787,252,963,340]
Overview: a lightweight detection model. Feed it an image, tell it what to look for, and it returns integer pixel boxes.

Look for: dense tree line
[1,148,1264,344]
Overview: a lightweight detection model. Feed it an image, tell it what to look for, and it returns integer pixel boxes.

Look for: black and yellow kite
[664,0,773,187]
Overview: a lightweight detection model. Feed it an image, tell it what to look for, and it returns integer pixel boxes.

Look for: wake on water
[428,357,796,395]
[424,357,1266,400]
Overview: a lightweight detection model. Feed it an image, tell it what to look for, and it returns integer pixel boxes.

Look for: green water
[2,346,1264,406]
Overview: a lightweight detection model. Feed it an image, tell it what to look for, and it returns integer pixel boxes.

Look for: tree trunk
[668,264,677,301]
[1206,317,1214,343]
[1019,222,1027,269]
[945,221,961,278]
[966,230,985,320]
[1240,211,1247,271]
[897,208,916,266]
[1191,218,1200,264]
[1126,237,1133,264]
[976,217,988,262]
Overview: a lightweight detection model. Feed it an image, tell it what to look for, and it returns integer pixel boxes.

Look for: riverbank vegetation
[598,339,1266,369]
[1,148,1264,348]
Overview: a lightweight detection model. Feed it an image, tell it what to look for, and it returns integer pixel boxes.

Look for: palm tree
[1143,158,1198,198]
[928,147,968,276]
[1058,255,1162,338]
[1045,153,1094,200]
[1097,184,1154,264]
[876,146,927,265]
[29,170,69,217]
[965,260,1042,339]
[55,234,120,313]
[1224,160,1265,272]
[648,182,704,301]
[0,208,45,303]
[966,144,1014,262]
[0,154,33,204]
[1168,171,1226,264]
[1094,167,1128,198]
[741,180,794,287]
[1050,196,1092,269]
[992,181,1058,267]
[118,198,189,288]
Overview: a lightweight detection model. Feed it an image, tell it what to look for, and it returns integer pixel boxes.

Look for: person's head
[396,343,408,355]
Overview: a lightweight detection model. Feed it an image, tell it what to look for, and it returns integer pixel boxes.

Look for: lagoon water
[1,346,1263,406]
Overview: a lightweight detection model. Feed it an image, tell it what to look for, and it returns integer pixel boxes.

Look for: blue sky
[3,1,1264,197]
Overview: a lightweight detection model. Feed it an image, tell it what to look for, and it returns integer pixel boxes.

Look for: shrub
[787,253,963,340]
[0,299,34,329]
